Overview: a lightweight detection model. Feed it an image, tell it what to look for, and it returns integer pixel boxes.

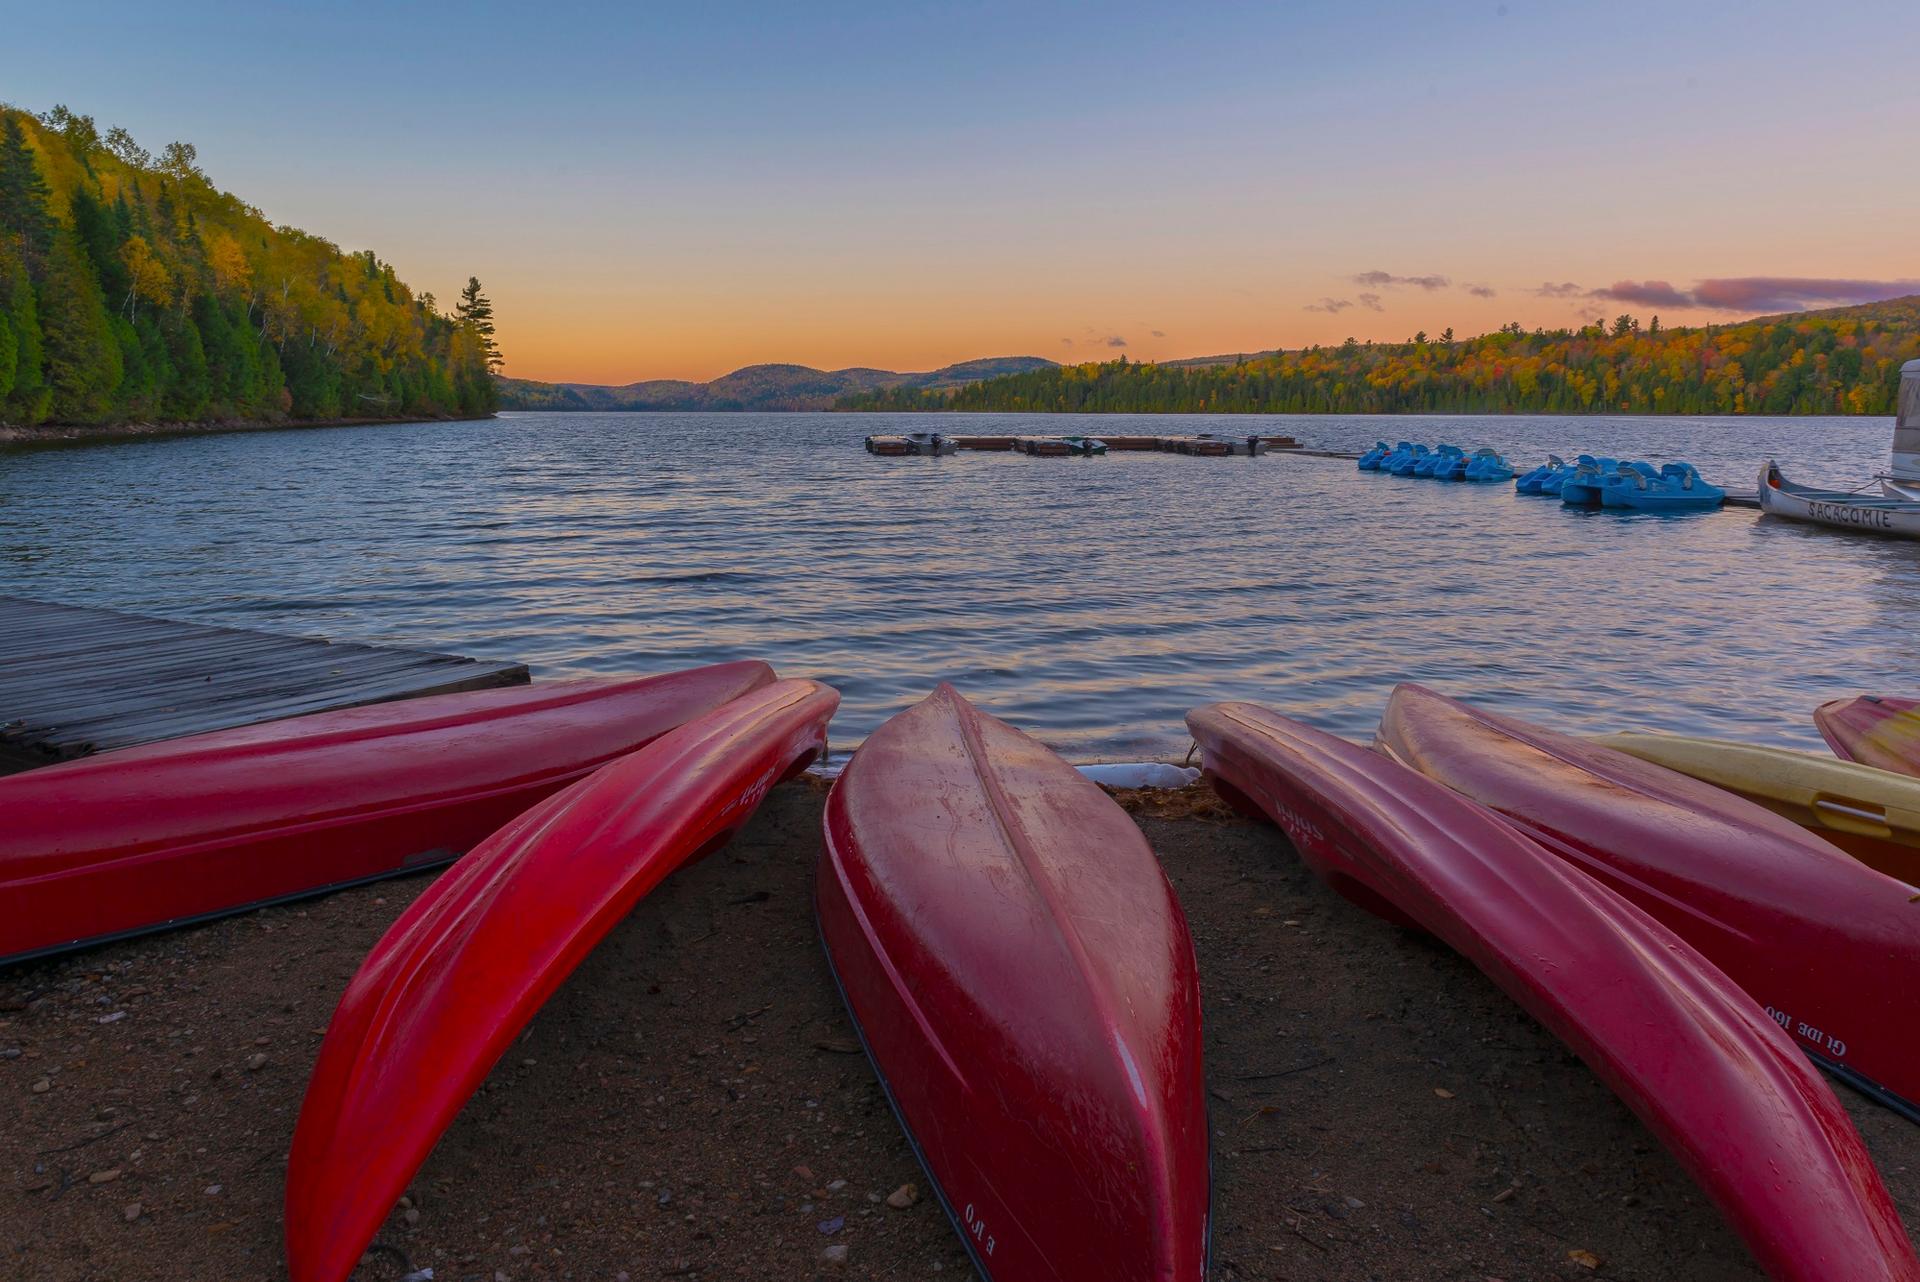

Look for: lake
[3,410,1916,761]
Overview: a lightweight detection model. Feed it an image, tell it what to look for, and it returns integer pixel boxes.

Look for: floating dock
[0,596,529,771]
[865,432,1302,456]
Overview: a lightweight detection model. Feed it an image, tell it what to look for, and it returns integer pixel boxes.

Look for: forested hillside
[0,103,498,427]
[840,304,1920,416]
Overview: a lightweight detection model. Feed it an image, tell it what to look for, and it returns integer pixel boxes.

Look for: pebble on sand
[886,1184,920,1209]
[821,1243,849,1266]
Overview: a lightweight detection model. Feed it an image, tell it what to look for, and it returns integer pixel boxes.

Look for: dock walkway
[0,596,528,770]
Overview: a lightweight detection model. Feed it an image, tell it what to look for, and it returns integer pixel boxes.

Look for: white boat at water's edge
[1759,460,1920,538]
[1757,359,1920,538]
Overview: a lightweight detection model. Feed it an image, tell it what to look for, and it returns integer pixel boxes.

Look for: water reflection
[2,410,1914,759]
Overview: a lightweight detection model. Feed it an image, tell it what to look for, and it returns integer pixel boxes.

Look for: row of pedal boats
[9,671,1920,1278]
[1359,440,1728,510]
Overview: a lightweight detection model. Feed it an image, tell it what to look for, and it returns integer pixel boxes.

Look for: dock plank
[0,596,528,770]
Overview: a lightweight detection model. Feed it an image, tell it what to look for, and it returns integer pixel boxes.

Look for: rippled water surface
[5,410,1918,759]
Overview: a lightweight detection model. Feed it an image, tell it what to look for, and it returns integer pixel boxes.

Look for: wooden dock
[0,596,529,771]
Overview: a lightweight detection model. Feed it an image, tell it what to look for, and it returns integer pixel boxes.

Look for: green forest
[0,103,499,428]
[840,302,1920,416]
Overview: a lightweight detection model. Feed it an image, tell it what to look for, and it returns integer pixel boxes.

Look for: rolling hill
[496,355,1057,413]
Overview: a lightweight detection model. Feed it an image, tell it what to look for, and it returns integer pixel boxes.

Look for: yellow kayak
[1594,731,1920,886]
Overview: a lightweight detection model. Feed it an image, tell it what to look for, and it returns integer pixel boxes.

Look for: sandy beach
[4,781,1914,1282]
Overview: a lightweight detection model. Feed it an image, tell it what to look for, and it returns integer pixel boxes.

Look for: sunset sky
[8,1,1919,384]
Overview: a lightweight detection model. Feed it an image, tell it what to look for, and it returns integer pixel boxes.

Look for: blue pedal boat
[1599,461,1661,508]
[1357,441,1394,470]
[1414,444,1461,477]
[1463,448,1515,483]
[1515,455,1567,494]
[1617,462,1726,512]
[1560,455,1617,506]
[1388,444,1431,476]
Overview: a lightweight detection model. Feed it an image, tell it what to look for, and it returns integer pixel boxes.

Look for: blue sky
[8,1,1918,380]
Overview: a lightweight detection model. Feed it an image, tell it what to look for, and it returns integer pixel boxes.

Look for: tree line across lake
[840,304,1920,417]
[0,103,500,428]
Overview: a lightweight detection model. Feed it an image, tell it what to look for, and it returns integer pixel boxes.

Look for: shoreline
[0,414,497,449]
[3,781,1909,1280]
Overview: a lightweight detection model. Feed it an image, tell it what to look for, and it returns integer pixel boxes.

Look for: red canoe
[1817,695,1920,776]
[285,678,837,1282]
[1379,683,1920,1122]
[820,686,1208,1281]
[1187,700,1919,1282]
[0,662,778,967]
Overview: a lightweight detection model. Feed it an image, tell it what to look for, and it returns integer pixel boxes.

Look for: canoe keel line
[819,685,1210,1281]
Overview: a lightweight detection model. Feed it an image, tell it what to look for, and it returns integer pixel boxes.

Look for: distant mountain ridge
[496,356,1057,412]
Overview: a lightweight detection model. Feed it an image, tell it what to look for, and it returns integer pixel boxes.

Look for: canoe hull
[285,678,838,1282]
[1760,460,1920,538]
[0,663,777,966]
[819,685,1208,1282]
[1380,684,1920,1122]
[1816,695,1920,777]
[1596,730,1920,885]
[1188,700,1920,1282]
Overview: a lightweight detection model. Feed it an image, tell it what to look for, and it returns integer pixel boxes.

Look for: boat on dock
[1387,443,1430,475]
[1062,435,1109,455]
[1760,361,1920,531]
[1559,456,1617,505]
[1462,448,1515,483]
[1515,455,1572,495]
[1759,461,1920,538]
[1613,462,1725,512]
[1015,436,1073,456]
[865,432,955,456]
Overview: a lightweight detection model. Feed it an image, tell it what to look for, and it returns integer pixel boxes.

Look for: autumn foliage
[0,103,497,427]
[842,309,1920,417]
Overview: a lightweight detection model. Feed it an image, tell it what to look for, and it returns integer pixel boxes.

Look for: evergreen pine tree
[0,115,56,267]
[455,276,502,372]
[36,233,121,422]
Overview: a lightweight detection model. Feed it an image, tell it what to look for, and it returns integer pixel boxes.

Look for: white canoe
[1758,460,1920,538]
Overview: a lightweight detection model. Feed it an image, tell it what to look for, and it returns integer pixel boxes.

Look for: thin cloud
[1591,279,1694,309]
[1585,276,1920,313]
[1103,334,1128,348]
[1150,329,1166,338]
[1353,270,1450,291]
[1305,297,1354,314]
[1357,292,1385,312]
[1691,276,1920,312]
[1533,281,1584,298]
[1466,283,1497,298]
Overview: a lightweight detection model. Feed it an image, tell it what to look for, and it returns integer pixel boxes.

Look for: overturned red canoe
[1379,683,1920,1122]
[0,662,776,967]
[820,685,1208,1281]
[284,678,837,1282]
[1817,695,1920,776]
[1187,700,1919,1282]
